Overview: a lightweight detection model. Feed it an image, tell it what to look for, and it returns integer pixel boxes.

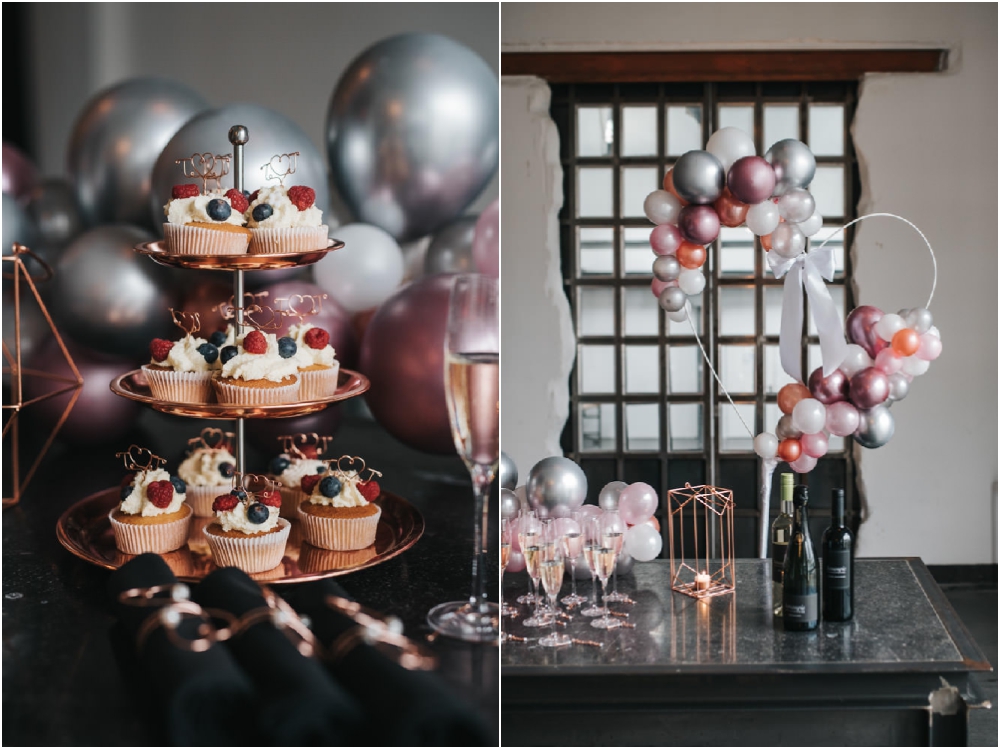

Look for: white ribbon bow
[767,244,847,384]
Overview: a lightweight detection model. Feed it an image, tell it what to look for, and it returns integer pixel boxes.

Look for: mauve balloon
[650,224,683,256]
[180,279,233,337]
[2,142,40,200]
[808,366,849,405]
[825,401,860,437]
[845,305,886,359]
[726,156,775,205]
[359,274,456,454]
[849,367,890,410]
[677,204,721,245]
[256,280,358,369]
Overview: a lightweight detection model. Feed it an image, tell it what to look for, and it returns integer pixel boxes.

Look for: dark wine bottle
[770,473,794,617]
[782,485,818,631]
[822,488,854,621]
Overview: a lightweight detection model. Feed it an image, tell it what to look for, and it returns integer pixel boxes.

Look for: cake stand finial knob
[229,125,249,145]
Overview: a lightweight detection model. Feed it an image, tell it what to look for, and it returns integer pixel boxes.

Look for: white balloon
[705,127,756,173]
[677,268,706,296]
[746,201,780,236]
[791,398,827,435]
[796,209,823,237]
[313,223,405,313]
[754,432,779,459]
[667,307,688,323]
[777,188,815,223]
[770,222,806,259]
[901,355,930,377]
[874,313,905,342]
[624,523,662,563]
[644,190,682,225]
[927,325,941,339]
[839,343,873,378]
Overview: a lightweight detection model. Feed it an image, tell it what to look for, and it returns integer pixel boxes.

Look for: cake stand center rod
[229,124,249,475]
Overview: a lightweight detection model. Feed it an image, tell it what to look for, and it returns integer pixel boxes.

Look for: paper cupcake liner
[300,364,340,400]
[109,506,193,555]
[278,486,308,519]
[185,485,231,517]
[142,366,214,404]
[297,505,381,551]
[204,519,290,574]
[212,377,300,405]
[164,223,249,255]
[248,226,328,255]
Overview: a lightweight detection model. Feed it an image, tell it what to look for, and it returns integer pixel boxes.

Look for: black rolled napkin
[106,554,257,746]
[295,579,494,747]
[192,567,364,746]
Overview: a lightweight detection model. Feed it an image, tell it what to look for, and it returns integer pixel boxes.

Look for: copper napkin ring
[323,595,436,671]
[121,583,234,653]
[230,588,319,658]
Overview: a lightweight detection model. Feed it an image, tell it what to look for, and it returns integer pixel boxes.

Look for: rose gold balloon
[713,187,749,228]
[651,277,678,298]
[808,366,850,405]
[650,223,683,256]
[777,438,802,463]
[760,233,773,251]
[849,366,890,410]
[663,169,689,206]
[777,382,811,415]
[676,241,706,269]
[891,328,920,357]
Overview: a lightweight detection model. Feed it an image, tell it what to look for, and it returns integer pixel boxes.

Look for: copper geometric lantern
[2,243,83,507]
[666,483,736,600]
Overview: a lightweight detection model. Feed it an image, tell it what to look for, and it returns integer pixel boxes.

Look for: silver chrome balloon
[670,150,725,205]
[598,481,628,512]
[526,456,588,518]
[500,488,520,520]
[151,104,332,235]
[770,222,806,259]
[500,451,518,491]
[764,139,816,196]
[25,179,84,252]
[326,33,499,241]
[51,225,179,358]
[67,78,208,230]
[658,286,687,313]
[775,413,803,441]
[886,372,910,403]
[853,405,895,448]
[424,215,477,275]
[2,192,37,254]
[905,307,934,334]
[777,187,815,223]
[652,255,682,282]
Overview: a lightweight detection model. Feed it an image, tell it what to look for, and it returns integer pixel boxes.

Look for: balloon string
[811,212,937,310]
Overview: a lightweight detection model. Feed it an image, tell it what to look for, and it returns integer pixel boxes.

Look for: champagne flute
[500,518,512,640]
[560,511,587,607]
[516,510,541,606]
[427,275,500,643]
[587,516,621,630]
[580,517,604,618]
[525,518,556,627]
[538,521,572,648]
[602,509,631,604]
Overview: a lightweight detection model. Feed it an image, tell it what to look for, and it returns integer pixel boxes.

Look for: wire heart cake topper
[278,433,333,460]
[175,152,232,194]
[232,472,281,494]
[275,293,328,324]
[116,445,167,473]
[169,308,202,336]
[261,152,300,187]
[188,427,234,452]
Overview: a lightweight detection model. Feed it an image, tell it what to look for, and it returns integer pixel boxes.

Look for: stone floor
[941,584,997,747]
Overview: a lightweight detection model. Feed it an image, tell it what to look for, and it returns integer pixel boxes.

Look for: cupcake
[163,184,251,255]
[287,323,340,400]
[177,430,236,516]
[297,457,382,551]
[268,450,330,519]
[245,185,327,254]
[109,450,193,555]
[213,329,301,405]
[142,333,220,403]
[203,481,290,574]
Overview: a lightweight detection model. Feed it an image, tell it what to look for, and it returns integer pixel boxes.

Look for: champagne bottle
[782,485,818,631]
[770,473,795,617]
[822,488,854,622]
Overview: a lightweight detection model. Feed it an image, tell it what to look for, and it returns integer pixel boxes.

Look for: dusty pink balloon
[916,333,942,361]
[471,198,499,278]
[790,453,818,474]
[873,347,903,375]
[2,142,39,199]
[507,549,526,573]
[677,204,721,245]
[651,277,678,297]
[849,367,890,409]
[578,505,603,522]
[845,305,887,359]
[800,431,829,459]
[650,223,682,256]
[808,366,849,405]
[554,517,582,536]
[826,401,860,437]
[618,482,658,525]
[727,156,776,205]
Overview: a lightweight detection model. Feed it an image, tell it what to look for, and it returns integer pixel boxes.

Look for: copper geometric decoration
[2,243,83,507]
[666,483,736,600]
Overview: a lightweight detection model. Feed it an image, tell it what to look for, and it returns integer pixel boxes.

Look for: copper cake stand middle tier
[134,238,345,270]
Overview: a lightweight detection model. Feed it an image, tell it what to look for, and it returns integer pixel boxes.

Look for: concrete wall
[500,3,998,564]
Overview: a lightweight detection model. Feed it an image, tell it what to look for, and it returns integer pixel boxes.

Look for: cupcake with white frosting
[268,450,329,519]
[109,451,193,555]
[287,322,340,400]
[203,481,289,573]
[163,184,251,255]
[297,457,382,551]
[142,332,221,404]
[177,433,236,517]
[244,184,327,254]
[212,329,301,405]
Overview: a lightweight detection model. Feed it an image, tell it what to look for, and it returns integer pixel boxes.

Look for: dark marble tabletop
[2,407,499,745]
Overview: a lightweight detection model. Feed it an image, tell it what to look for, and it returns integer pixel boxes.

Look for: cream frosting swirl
[276,455,329,489]
[120,469,186,517]
[216,500,280,534]
[220,332,300,383]
[246,185,324,229]
[178,448,235,486]
[287,323,337,368]
[165,191,246,227]
[151,335,216,373]
[306,470,368,508]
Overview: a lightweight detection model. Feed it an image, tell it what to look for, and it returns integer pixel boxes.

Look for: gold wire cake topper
[278,433,333,460]
[260,152,299,187]
[175,152,232,194]
[187,427,234,452]
[213,291,270,321]
[232,471,281,495]
[169,308,202,336]
[116,445,168,473]
[329,455,382,482]
[213,300,281,332]
[275,293,329,324]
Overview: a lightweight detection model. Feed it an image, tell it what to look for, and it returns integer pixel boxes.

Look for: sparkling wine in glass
[516,512,542,606]
[500,518,513,639]
[560,512,587,607]
[427,275,500,642]
[538,522,572,648]
[602,509,631,604]
[587,517,621,630]
[580,517,604,618]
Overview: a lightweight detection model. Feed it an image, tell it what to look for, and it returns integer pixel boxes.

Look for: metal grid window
[552,81,860,555]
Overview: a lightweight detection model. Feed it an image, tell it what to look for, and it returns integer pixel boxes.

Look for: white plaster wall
[501,2,998,564]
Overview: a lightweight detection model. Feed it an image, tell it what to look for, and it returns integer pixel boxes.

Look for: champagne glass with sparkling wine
[427,275,500,642]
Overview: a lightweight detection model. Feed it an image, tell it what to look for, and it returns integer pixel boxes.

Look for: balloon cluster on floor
[3,33,498,453]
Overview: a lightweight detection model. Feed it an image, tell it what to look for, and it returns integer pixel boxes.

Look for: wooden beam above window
[501,50,947,83]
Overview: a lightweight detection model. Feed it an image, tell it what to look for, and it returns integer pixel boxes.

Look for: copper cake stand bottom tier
[57,487,424,584]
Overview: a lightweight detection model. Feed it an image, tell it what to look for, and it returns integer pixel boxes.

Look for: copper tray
[134,238,344,270]
[109,368,369,418]
[56,487,424,584]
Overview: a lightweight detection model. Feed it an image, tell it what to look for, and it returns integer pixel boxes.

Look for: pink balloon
[849,367,890,409]
[651,277,678,297]
[578,505,603,522]
[2,142,39,200]
[825,401,860,437]
[650,223,682,256]
[845,305,887,359]
[726,156,775,205]
[916,333,942,361]
[800,431,829,459]
[359,274,456,454]
[257,280,358,368]
[618,482,658,525]
[807,366,849,405]
[554,517,582,536]
[677,204,721,245]
[873,347,903,375]
[471,199,499,278]
[507,550,526,574]
[790,453,818,474]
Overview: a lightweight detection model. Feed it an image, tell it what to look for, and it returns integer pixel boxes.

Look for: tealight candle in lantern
[695,572,711,591]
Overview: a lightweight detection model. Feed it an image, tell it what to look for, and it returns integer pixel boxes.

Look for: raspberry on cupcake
[142,310,221,404]
[286,322,340,400]
[177,428,237,517]
[244,181,327,254]
[212,328,301,406]
[297,456,382,551]
[163,171,252,255]
[203,474,290,574]
[267,433,333,518]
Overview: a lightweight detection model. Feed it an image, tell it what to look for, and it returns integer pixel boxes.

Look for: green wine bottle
[782,485,818,631]
[771,473,794,617]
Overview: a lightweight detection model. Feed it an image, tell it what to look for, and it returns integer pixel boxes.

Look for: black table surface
[2,408,499,745]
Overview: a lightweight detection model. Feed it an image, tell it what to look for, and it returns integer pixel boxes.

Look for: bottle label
[825,549,851,590]
[783,593,818,623]
[771,541,788,583]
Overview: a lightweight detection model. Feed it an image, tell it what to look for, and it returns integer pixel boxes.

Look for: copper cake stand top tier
[110,368,369,419]
[134,238,344,270]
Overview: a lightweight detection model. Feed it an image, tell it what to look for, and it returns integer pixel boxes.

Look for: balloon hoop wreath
[644,129,943,555]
